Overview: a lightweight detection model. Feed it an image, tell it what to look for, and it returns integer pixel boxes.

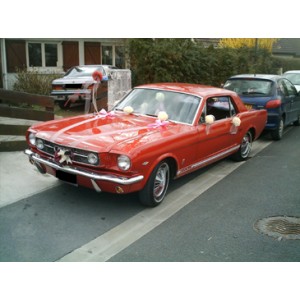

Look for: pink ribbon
[96,109,115,118]
[148,119,169,128]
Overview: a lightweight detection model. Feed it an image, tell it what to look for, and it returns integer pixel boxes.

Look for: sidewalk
[0,151,59,208]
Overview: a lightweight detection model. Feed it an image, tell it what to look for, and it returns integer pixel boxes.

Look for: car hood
[32,112,187,154]
[52,75,108,84]
[52,76,94,84]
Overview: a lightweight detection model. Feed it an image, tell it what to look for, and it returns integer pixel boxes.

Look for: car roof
[228,74,281,81]
[135,82,236,97]
[284,70,300,74]
[76,64,117,69]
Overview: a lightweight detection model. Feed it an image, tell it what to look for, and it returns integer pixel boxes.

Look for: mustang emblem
[55,148,73,164]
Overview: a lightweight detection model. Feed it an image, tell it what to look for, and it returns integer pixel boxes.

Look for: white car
[283,70,300,92]
[51,65,118,109]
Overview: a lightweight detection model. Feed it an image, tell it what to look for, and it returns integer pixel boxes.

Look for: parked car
[224,74,300,140]
[283,70,300,92]
[51,65,118,109]
[25,83,267,207]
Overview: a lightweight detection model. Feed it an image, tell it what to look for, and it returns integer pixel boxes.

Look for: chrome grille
[36,138,99,166]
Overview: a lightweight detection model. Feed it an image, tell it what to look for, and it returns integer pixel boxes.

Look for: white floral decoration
[158,111,169,121]
[155,92,165,102]
[205,114,215,125]
[232,116,241,127]
[123,106,134,114]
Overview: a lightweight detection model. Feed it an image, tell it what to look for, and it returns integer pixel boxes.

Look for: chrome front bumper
[24,149,144,185]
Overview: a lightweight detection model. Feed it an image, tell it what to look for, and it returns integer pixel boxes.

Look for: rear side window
[224,79,273,96]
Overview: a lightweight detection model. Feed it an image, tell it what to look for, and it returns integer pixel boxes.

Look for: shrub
[13,68,62,95]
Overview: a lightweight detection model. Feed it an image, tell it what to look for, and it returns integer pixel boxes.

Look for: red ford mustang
[25,83,267,207]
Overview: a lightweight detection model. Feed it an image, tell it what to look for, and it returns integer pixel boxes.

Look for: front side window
[203,96,236,121]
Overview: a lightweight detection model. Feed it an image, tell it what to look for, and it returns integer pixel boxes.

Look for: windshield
[114,88,201,124]
[64,66,106,78]
[224,79,273,96]
[284,73,300,85]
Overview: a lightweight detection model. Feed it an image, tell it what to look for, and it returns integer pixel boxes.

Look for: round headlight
[36,139,44,150]
[29,132,36,145]
[117,155,131,171]
[87,153,98,165]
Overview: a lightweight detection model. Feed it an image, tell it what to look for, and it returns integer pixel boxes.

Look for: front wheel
[293,115,300,126]
[139,160,170,207]
[231,131,253,161]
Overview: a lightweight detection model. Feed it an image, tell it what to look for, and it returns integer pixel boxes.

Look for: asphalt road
[0,127,299,262]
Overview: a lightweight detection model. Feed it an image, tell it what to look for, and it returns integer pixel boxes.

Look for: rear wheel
[139,160,170,207]
[271,117,284,140]
[231,131,252,161]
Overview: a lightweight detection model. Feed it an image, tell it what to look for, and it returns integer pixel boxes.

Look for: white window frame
[26,41,63,73]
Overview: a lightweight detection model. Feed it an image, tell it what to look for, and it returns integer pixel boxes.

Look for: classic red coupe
[25,83,267,207]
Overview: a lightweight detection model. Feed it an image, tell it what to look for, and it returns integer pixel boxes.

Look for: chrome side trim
[24,149,144,185]
[177,145,240,176]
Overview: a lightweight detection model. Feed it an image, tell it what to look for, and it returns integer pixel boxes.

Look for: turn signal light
[266,99,281,109]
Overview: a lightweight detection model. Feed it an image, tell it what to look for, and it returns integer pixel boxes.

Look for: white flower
[155,92,165,102]
[232,116,241,127]
[158,111,169,121]
[205,114,215,125]
[123,106,134,114]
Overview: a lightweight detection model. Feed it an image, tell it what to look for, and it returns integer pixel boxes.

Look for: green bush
[127,39,299,87]
[13,68,62,95]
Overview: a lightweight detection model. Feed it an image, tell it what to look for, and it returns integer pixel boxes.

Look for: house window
[27,42,58,68]
[115,46,125,68]
[102,46,113,65]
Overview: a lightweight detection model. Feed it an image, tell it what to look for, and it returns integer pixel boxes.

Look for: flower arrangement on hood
[148,111,169,128]
[123,106,134,114]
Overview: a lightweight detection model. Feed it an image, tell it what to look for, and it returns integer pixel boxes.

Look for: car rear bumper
[51,89,92,100]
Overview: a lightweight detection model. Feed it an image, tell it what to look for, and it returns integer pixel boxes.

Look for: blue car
[224,74,300,140]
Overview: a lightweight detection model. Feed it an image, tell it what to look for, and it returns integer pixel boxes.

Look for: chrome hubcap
[153,162,169,201]
[240,132,252,158]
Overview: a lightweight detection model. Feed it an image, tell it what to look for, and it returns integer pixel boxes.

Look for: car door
[195,96,238,164]
[278,79,294,124]
[283,78,300,122]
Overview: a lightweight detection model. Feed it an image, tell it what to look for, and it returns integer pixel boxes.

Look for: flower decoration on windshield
[123,106,134,114]
[230,116,241,134]
[55,148,73,165]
